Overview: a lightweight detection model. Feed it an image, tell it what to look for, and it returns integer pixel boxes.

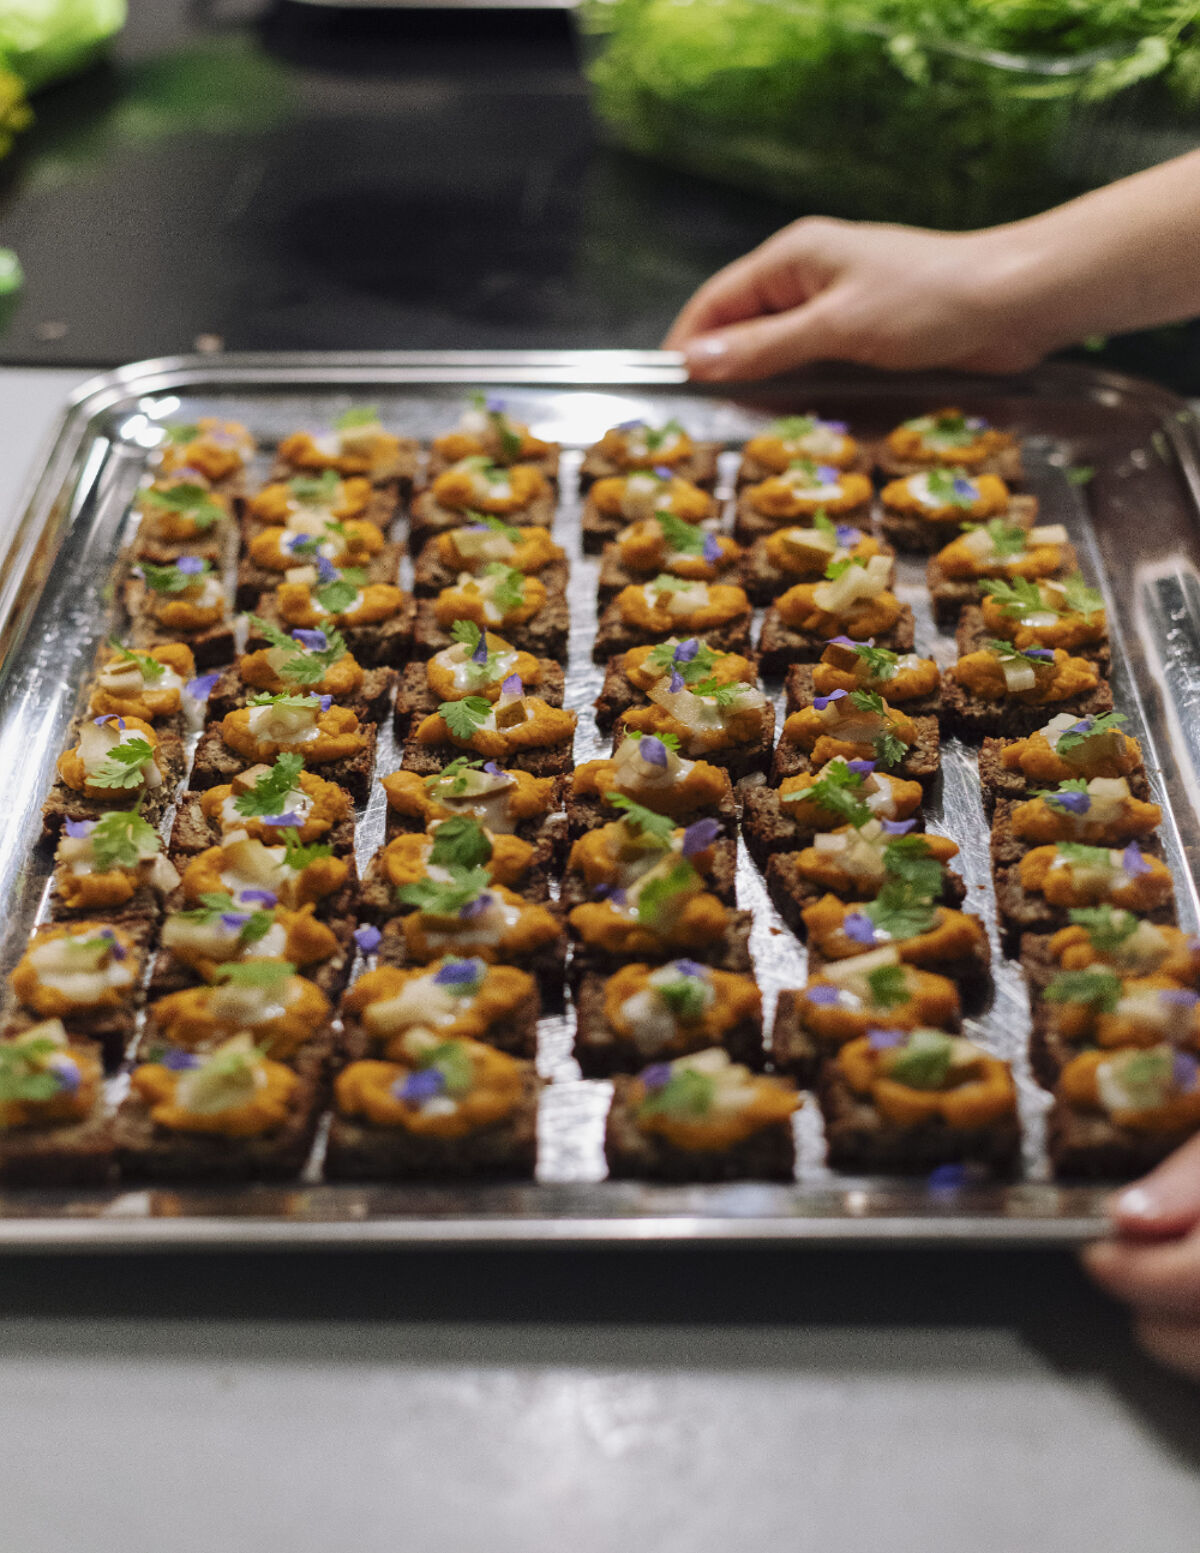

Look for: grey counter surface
[1,368,1199,1553]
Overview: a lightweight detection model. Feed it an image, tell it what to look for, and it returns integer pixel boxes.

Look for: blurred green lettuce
[0,0,126,94]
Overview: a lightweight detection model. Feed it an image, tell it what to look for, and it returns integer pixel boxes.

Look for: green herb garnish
[645,638,719,682]
[769,416,817,440]
[643,419,684,453]
[141,482,224,530]
[985,575,1054,619]
[138,559,211,595]
[606,793,676,843]
[440,696,494,740]
[233,754,306,819]
[864,881,939,940]
[89,738,156,790]
[280,830,334,870]
[0,1036,71,1105]
[178,892,274,946]
[88,810,160,872]
[334,405,380,431]
[1054,712,1126,756]
[247,615,347,687]
[106,639,168,682]
[887,1028,955,1090]
[1055,841,1113,869]
[636,860,700,927]
[925,468,976,507]
[289,469,342,507]
[802,762,871,826]
[464,511,521,542]
[216,959,295,990]
[425,756,484,797]
[866,963,909,1010]
[397,866,491,916]
[428,817,494,871]
[961,517,1028,557]
[480,562,527,616]
[314,566,368,615]
[638,1065,715,1118]
[882,835,944,898]
[1061,573,1104,617]
[1044,968,1122,1012]
[1067,905,1141,952]
[655,973,710,1020]
[655,510,706,555]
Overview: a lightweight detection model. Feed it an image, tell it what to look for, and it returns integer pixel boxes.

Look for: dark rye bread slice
[132,516,238,570]
[739,776,924,869]
[770,716,941,788]
[411,542,570,599]
[990,795,1162,869]
[374,912,567,1011]
[340,979,541,1063]
[409,491,556,554]
[957,602,1110,676]
[0,1105,116,1186]
[1048,1101,1199,1181]
[325,1067,540,1181]
[239,484,398,540]
[875,441,1025,484]
[393,658,565,737]
[604,1074,796,1182]
[48,875,166,928]
[769,987,964,1086]
[607,713,774,785]
[122,577,236,669]
[40,728,187,841]
[594,649,762,731]
[732,491,874,548]
[765,851,966,939]
[568,910,753,993]
[146,917,357,1003]
[357,827,558,922]
[941,673,1114,744]
[807,925,991,1009]
[580,441,721,492]
[565,783,739,844]
[736,447,873,487]
[738,533,894,607]
[205,663,396,726]
[1,988,143,1075]
[411,595,569,664]
[596,546,740,606]
[757,604,916,678]
[169,791,357,858]
[425,443,561,484]
[785,662,940,720]
[399,729,574,780]
[978,736,1152,816]
[235,541,404,614]
[247,593,416,671]
[114,1069,324,1182]
[878,491,1037,556]
[188,721,378,806]
[560,835,738,912]
[817,1058,1021,1176]
[384,783,566,848]
[927,539,1079,627]
[269,442,419,493]
[160,855,360,929]
[592,600,753,665]
[993,841,1175,956]
[573,970,764,1078]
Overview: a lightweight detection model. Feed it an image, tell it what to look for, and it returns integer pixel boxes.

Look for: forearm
[983,149,1200,350]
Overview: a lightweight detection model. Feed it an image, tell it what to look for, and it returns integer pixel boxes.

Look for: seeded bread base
[325,1068,540,1181]
[374,914,567,1011]
[990,797,1164,869]
[738,777,922,869]
[806,930,992,1009]
[341,984,542,1063]
[1048,1103,1198,1180]
[48,878,165,927]
[941,674,1114,744]
[0,998,139,1072]
[784,662,941,721]
[568,910,753,991]
[189,721,378,805]
[927,539,1079,627]
[132,523,235,569]
[160,858,360,928]
[409,491,557,554]
[248,593,416,670]
[384,785,566,847]
[593,650,762,732]
[993,856,1176,955]
[978,738,1151,816]
[817,1060,1021,1176]
[565,787,739,844]
[770,715,941,788]
[874,445,1025,484]
[579,443,721,492]
[358,827,558,922]
[40,728,187,841]
[573,971,764,1078]
[0,1107,116,1186]
[733,493,874,548]
[168,792,357,858]
[765,851,967,939]
[411,545,570,599]
[269,446,418,494]
[235,542,403,614]
[758,604,916,677]
[769,987,965,1086]
[607,713,775,784]
[123,578,236,669]
[239,486,398,542]
[411,596,569,664]
[147,917,356,1002]
[596,546,742,606]
[736,450,873,487]
[592,602,753,665]
[604,1075,796,1182]
[739,535,895,607]
[957,603,1110,677]
[114,1070,324,1182]
[560,836,738,912]
[206,664,396,726]
[393,658,566,739]
[425,446,561,484]
[879,492,1037,556]
[399,730,574,780]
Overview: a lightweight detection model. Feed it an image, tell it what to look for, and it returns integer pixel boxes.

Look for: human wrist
[959,218,1086,360]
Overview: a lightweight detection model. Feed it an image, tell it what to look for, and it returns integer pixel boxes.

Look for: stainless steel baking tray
[1,350,1197,1251]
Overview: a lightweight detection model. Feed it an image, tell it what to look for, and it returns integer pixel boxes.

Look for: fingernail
[683,336,729,376]
[1114,1185,1156,1220]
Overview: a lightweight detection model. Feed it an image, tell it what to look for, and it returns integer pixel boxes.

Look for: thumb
[680,297,849,383]
[1108,1131,1200,1240]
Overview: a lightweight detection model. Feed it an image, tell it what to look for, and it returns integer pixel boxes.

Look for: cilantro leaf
[655,510,706,555]
[289,470,341,506]
[638,1065,715,1119]
[315,567,367,615]
[636,860,700,927]
[866,963,908,1010]
[234,754,306,819]
[623,726,680,751]
[397,865,491,915]
[0,1038,71,1105]
[1055,712,1126,756]
[643,419,683,453]
[1035,778,1091,811]
[464,511,520,542]
[481,562,527,616]
[1056,841,1113,868]
[961,518,1028,557]
[925,468,976,507]
[850,643,900,680]
[280,829,334,870]
[1067,905,1139,951]
[106,638,167,682]
[864,881,938,940]
[420,1039,476,1096]
[139,560,211,595]
[802,762,870,825]
[1044,968,1122,1012]
[440,697,493,740]
[887,1029,955,1090]
[216,959,296,990]
[655,975,710,1020]
[645,638,719,683]
[334,405,379,430]
[606,792,676,843]
[684,676,742,707]
[1061,573,1104,617]
[89,810,160,872]
[882,835,944,897]
[425,756,484,797]
[89,738,156,790]
[428,817,493,871]
[824,555,864,582]
[248,614,347,687]
[178,892,275,946]
[450,619,483,652]
[141,482,223,530]
[985,576,1053,619]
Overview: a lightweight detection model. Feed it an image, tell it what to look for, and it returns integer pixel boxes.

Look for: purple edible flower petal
[483,761,503,775]
[813,689,848,711]
[64,818,95,839]
[239,889,277,908]
[92,713,125,728]
[49,1056,80,1094]
[610,888,628,907]
[966,416,987,431]
[318,695,333,713]
[1023,647,1055,661]
[162,1049,202,1071]
[952,478,976,499]
[641,1063,672,1091]
[471,632,490,666]
[354,925,382,953]
[674,639,700,664]
[881,819,917,835]
[835,525,861,547]
[185,672,220,701]
[668,670,685,694]
[292,627,328,651]
[591,883,612,900]
[843,912,877,946]
[1160,988,1200,1008]
[397,1068,446,1104]
[459,892,493,920]
[805,985,841,1007]
[434,958,484,986]
[616,419,643,432]
[1054,791,1091,815]
[828,635,863,648]
[1173,1052,1199,1093]
[868,1026,906,1049]
[702,532,721,563]
[652,464,673,478]
[208,429,237,447]
[501,675,522,696]
[673,959,707,978]
[316,555,338,584]
[639,736,669,768]
[220,912,250,932]
[1122,843,1152,878]
[485,396,506,413]
[816,464,841,484]
[1068,719,1093,734]
[823,420,849,435]
[284,533,310,554]
[847,759,876,775]
[260,811,303,828]
[177,555,205,575]
[682,818,722,858]
[928,1163,968,1190]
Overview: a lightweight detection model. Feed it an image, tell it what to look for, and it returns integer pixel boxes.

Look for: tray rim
[1,349,1197,1253]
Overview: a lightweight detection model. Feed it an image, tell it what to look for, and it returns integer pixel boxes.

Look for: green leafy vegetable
[106,638,167,682]
[850,643,900,680]
[655,510,706,555]
[233,754,306,819]
[1061,574,1105,616]
[882,835,943,898]
[864,882,938,940]
[178,892,275,946]
[248,615,347,687]
[1067,905,1140,951]
[606,792,676,843]
[88,810,160,872]
[643,419,683,452]
[216,959,295,990]
[802,762,871,826]
[141,482,224,530]
[440,697,494,740]
[961,518,1028,557]
[0,1036,69,1105]
[1044,968,1122,1012]
[646,638,719,682]
[89,737,155,790]
[638,1065,715,1119]
[428,817,493,871]
[289,470,342,507]
[334,405,380,430]
[425,756,484,797]
[1055,712,1126,755]
[280,830,334,870]
[866,963,908,1010]
[636,860,700,927]
[397,866,491,915]
[685,676,742,707]
[887,1029,955,1090]
[655,973,710,1020]
[420,1039,476,1096]
[315,566,367,615]
[924,468,975,507]
[138,559,211,595]
[624,726,680,750]
[481,562,527,616]
[985,575,1053,619]
[1056,841,1113,868]
[824,555,865,582]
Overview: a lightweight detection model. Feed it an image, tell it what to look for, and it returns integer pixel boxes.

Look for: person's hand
[663,216,1058,381]
[1083,1134,1200,1380]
